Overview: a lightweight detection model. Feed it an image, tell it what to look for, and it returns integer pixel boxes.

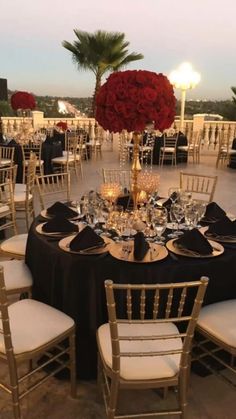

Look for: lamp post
[169,62,200,132]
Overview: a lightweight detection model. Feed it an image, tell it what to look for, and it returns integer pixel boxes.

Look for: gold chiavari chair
[36,172,71,210]
[0,265,76,419]
[178,131,202,164]
[194,299,236,388]
[216,131,236,168]
[21,143,44,183]
[0,177,28,259]
[0,146,15,168]
[102,168,131,192]
[97,278,209,419]
[0,164,17,187]
[78,133,89,161]
[14,154,37,231]
[52,132,83,178]
[0,179,17,236]
[179,172,218,203]
[159,131,179,166]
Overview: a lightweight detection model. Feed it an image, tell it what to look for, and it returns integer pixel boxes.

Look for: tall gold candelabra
[131,132,142,209]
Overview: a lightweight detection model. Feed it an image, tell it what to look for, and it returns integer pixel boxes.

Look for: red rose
[11,91,36,111]
[96,69,176,132]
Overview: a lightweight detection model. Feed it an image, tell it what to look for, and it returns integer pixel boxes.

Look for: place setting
[166,228,224,258]
[59,225,114,255]
[109,231,168,263]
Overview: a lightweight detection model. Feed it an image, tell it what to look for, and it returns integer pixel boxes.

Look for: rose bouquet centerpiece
[56,121,68,131]
[11,91,36,114]
[95,70,176,207]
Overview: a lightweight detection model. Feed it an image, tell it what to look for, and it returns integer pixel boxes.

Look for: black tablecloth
[152,133,188,165]
[229,138,236,169]
[25,218,236,379]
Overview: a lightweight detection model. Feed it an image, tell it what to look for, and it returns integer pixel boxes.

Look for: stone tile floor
[0,147,236,418]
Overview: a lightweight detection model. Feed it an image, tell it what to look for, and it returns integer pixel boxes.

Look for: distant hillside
[0,91,236,121]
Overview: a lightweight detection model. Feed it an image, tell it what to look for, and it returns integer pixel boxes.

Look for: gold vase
[131,131,142,209]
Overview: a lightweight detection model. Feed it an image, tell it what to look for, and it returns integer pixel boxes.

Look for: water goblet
[168,187,181,204]
[167,205,180,238]
[153,207,168,244]
[171,203,185,236]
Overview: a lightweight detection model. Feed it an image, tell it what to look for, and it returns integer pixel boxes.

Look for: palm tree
[62,30,144,116]
[232,86,236,105]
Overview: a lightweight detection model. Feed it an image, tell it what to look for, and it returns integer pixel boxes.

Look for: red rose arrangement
[56,121,68,131]
[96,70,176,133]
[11,91,36,111]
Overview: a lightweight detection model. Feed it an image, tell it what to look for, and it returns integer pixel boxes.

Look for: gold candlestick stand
[131,131,142,209]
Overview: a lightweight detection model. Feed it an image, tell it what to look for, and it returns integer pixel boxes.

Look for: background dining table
[25,217,236,379]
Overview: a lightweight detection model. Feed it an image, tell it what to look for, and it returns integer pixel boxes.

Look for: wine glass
[168,187,181,204]
[184,204,198,230]
[153,207,168,244]
[167,205,180,238]
[171,203,185,236]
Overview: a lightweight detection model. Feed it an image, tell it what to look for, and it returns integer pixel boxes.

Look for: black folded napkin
[116,194,132,210]
[162,198,172,210]
[207,216,236,236]
[176,228,213,255]
[46,202,78,219]
[69,225,104,251]
[133,232,150,261]
[42,215,78,233]
[204,202,226,221]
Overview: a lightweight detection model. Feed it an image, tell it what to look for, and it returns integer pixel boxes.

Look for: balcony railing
[1,112,236,149]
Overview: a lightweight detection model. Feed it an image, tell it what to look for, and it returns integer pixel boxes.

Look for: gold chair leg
[11,386,21,419]
[69,333,77,398]
[108,378,119,419]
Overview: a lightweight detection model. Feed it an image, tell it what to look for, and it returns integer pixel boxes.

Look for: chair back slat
[165,287,174,319]
[153,288,160,320]
[178,286,187,317]
[140,287,146,320]
[126,288,132,321]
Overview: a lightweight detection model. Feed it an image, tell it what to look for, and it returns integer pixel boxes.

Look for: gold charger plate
[58,235,113,255]
[166,238,224,258]
[40,208,78,220]
[109,241,168,263]
[200,226,236,244]
[36,223,78,238]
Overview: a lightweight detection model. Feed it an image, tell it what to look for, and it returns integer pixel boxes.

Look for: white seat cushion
[52,156,74,163]
[160,147,175,153]
[178,146,188,151]
[0,159,12,166]
[98,322,182,380]
[15,183,27,193]
[0,234,28,256]
[0,299,74,355]
[198,300,236,348]
[0,260,32,291]
[14,192,33,202]
[0,205,10,214]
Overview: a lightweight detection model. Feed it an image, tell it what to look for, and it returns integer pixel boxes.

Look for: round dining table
[25,217,236,379]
